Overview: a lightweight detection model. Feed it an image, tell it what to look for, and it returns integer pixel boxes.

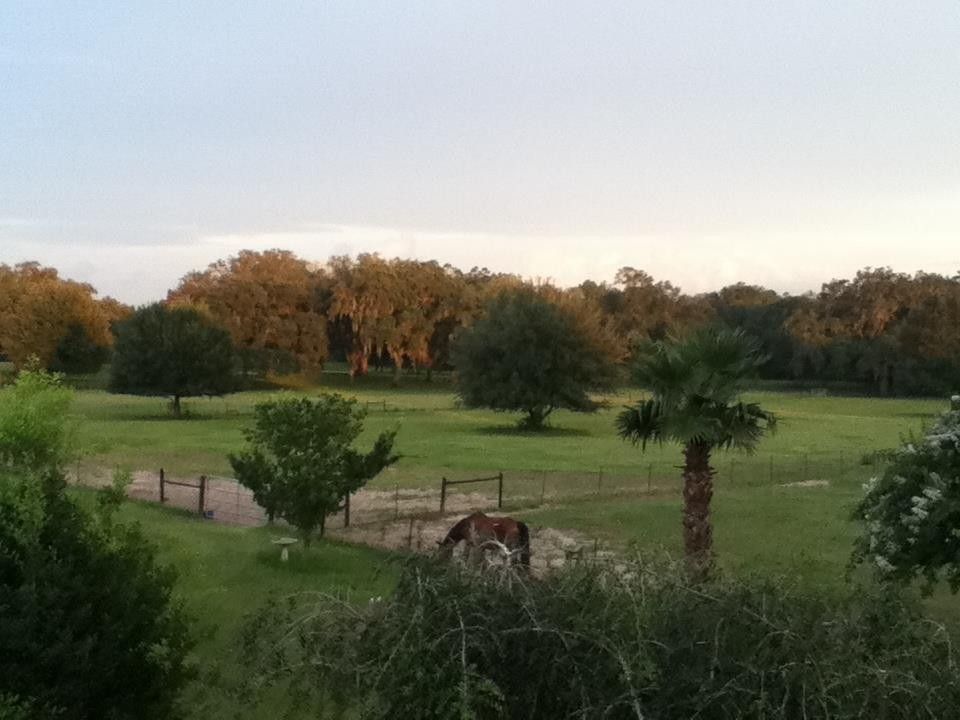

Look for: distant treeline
[2,254,958,396]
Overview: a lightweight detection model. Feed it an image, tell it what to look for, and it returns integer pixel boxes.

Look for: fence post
[497,472,504,509]
[440,478,447,514]
[160,468,166,503]
[198,475,206,516]
[540,474,546,505]
[344,493,351,528]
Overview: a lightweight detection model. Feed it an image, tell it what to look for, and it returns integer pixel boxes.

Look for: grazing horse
[438,511,531,567]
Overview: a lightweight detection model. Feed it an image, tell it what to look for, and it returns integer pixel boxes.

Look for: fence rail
[441,472,503,513]
[123,454,882,532]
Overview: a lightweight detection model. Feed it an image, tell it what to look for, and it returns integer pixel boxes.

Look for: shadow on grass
[475,425,592,438]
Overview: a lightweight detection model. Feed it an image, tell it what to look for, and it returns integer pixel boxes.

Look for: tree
[452,288,621,430]
[0,369,193,719]
[49,322,111,374]
[852,397,960,593]
[169,250,329,376]
[0,262,125,370]
[229,394,398,543]
[110,303,236,416]
[617,328,776,575]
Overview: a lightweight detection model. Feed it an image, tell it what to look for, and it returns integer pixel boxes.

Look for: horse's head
[436,536,455,560]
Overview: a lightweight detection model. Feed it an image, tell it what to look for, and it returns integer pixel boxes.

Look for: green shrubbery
[240,557,959,719]
[0,367,194,719]
[230,394,398,542]
[852,398,960,592]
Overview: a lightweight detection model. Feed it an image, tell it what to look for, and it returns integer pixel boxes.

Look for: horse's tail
[517,522,531,567]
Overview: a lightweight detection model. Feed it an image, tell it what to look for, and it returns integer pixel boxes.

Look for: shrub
[0,366,74,473]
[852,399,960,592]
[239,557,959,719]
[0,471,194,720]
[230,394,398,542]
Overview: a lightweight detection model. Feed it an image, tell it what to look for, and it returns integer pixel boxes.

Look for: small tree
[110,303,235,416]
[230,394,398,543]
[617,328,776,576]
[452,289,620,429]
[852,396,960,592]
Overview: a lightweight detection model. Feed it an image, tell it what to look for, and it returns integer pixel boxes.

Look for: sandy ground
[75,468,601,574]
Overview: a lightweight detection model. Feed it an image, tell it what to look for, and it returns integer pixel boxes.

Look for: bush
[239,558,959,719]
[852,399,960,591]
[0,471,194,719]
[0,367,74,473]
[230,394,398,542]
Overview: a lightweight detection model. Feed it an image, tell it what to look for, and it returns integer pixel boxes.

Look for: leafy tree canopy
[230,394,398,542]
[453,288,621,429]
[110,303,236,415]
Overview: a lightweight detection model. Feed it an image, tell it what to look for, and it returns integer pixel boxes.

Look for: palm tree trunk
[682,440,715,577]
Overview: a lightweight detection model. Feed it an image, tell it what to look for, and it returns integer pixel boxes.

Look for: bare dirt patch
[782,480,831,489]
[76,467,605,573]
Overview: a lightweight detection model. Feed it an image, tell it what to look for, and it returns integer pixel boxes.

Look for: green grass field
[73,373,957,583]
[75,494,396,720]
[66,376,960,716]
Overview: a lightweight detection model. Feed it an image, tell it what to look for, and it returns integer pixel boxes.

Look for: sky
[2,1,959,304]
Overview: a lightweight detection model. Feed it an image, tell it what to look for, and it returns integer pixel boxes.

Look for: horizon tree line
[2,252,960,396]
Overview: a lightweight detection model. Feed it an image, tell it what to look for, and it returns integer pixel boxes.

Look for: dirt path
[76,467,604,574]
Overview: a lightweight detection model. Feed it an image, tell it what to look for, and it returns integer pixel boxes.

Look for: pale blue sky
[2,2,958,303]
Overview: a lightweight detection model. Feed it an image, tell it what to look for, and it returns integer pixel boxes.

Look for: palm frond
[716,402,778,453]
[616,400,665,450]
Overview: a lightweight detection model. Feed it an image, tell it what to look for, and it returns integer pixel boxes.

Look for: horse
[438,511,531,567]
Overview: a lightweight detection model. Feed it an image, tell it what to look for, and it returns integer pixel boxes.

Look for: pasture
[72,373,950,583]
[67,374,960,717]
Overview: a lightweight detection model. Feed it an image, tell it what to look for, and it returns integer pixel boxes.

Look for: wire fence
[71,453,885,531]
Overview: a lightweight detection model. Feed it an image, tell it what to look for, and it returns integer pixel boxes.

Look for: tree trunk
[171,395,182,417]
[521,406,551,430]
[682,440,715,578]
[319,513,326,538]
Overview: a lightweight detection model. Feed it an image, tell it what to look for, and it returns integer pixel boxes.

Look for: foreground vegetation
[243,557,960,719]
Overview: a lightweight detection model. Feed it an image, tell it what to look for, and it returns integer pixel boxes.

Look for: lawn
[71,372,960,627]
[74,370,945,485]
[63,376,960,718]
[77,493,397,720]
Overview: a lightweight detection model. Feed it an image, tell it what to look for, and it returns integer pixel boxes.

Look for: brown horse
[438,511,531,567]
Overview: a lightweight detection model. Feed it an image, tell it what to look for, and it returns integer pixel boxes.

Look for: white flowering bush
[852,398,960,592]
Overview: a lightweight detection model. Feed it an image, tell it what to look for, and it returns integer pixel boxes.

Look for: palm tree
[617,328,776,576]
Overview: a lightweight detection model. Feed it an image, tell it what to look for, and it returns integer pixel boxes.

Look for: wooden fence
[440,472,503,513]
[159,468,208,517]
